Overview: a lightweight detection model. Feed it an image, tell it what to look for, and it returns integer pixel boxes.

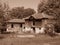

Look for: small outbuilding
[6,19,25,33]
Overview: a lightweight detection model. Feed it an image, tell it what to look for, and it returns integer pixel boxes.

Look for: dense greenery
[0,2,9,26]
[38,0,60,16]
[8,7,36,19]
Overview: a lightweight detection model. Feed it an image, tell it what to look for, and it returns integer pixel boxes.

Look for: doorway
[32,27,35,33]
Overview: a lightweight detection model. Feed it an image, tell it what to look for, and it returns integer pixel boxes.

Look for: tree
[23,8,36,18]
[9,7,24,19]
[0,2,5,25]
[0,2,10,33]
[0,2,9,26]
[9,7,36,19]
[38,0,60,16]
[37,0,60,32]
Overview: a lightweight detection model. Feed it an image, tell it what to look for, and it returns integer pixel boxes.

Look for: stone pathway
[9,34,35,38]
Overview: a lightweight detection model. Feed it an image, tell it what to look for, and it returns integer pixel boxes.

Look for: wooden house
[6,19,25,32]
[6,13,56,34]
[23,13,56,33]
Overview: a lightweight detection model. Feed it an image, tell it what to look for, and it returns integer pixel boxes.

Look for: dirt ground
[0,33,60,45]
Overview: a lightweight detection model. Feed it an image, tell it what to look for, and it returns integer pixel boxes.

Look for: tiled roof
[6,19,25,23]
[23,13,56,19]
[6,13,56,23]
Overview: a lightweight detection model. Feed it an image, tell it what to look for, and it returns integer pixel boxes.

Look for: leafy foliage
[0,2,9,27]
[38,0,60,32]
[9,7,36,19]
[38,0,60,16]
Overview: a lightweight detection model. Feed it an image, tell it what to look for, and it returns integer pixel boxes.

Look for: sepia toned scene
[0,0,60,45]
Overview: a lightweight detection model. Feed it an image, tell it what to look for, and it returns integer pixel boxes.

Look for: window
[33,21,35,25]
[39,28,41,30]
[24,27,25,29]
[20,24,22,27]
[33,27,35,33]
[11,24,13,28]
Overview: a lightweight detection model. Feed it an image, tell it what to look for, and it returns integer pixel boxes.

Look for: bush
[55,24,60,33]
[44,24,56,37]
